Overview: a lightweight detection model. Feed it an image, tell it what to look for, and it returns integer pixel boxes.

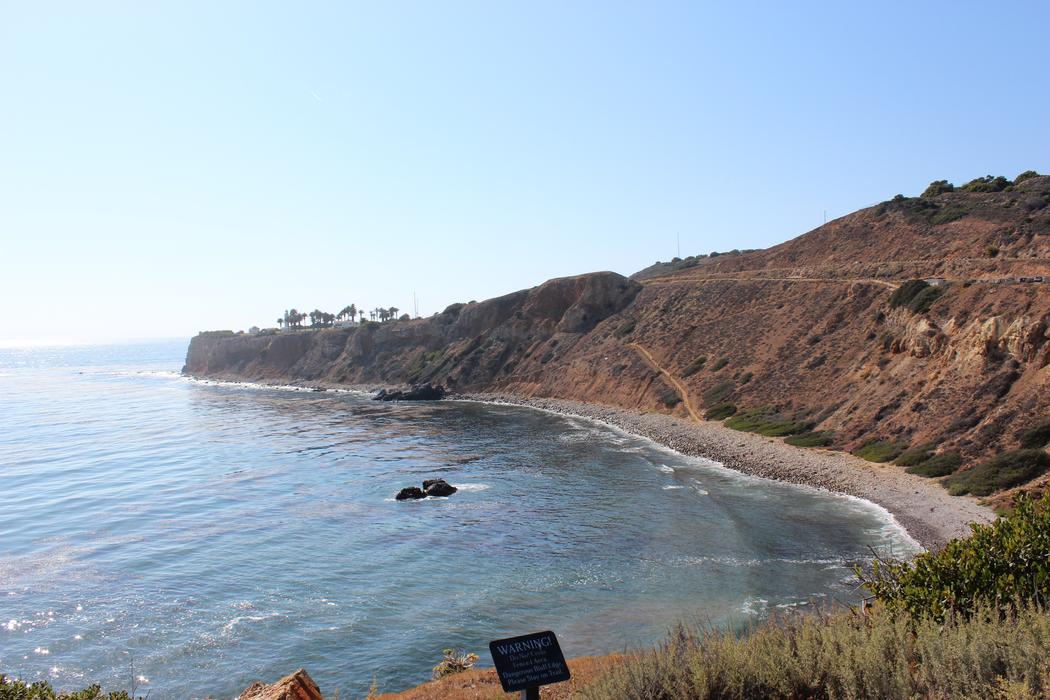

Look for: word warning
[489,630,571,692]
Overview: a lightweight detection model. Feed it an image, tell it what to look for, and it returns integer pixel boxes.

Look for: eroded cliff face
[185,179,1050,496]
[184,271,644,391]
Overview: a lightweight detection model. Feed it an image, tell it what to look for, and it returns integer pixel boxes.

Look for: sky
[2,1,1048,346]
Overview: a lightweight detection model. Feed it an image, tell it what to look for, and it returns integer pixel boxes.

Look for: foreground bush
[859,494,1050,620]
[0,677,134,699]
[944,449,1050,496]
[580,604,1050,700]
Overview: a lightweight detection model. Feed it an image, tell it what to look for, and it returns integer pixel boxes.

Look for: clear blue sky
[2,2,1048,345]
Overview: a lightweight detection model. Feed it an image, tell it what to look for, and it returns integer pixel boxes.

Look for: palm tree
[277,318,284,329]
[349,303,357,323]
[389,307,399,320]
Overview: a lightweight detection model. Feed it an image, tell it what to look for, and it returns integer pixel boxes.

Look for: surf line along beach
[456,393,995,550]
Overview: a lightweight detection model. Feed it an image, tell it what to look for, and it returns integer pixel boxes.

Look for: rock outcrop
[239,669,323,700]
[374,383,446,401]
[423,479,457,497]
[395,487,426,501]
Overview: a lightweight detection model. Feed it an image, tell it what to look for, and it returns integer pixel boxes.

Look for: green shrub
[1014,170,1042,185]
[580,602,1050,699]
[658,386,682,408]
[853,439,907,463]
[858,494,1050,620]
[431,648,479,680]
[894,444,936,467]
[739,371,753,385]
[197,329,236,338]
[1020,418,1050,449]
[921,179,954,198]
[928,206,966,225]
[704,403,737,420]
[0,677,136,699]
[711,357,729,371]
[906,452,962,477]
[961,175,1011,193]
[888,279,929,309]
[614,321,636,338]
[726,407,811,437]
[944,449,1050,496]
[986,245,1000,257]
[701,381,734,406]
[907,285,944,314]
[785,431,834,447]
[681,355,706,377]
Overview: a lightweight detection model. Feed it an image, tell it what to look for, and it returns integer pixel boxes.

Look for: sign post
[489,630,570,699]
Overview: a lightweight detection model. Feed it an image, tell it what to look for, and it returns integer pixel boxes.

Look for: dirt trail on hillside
[643,274,900,289]
[627,342,703,422]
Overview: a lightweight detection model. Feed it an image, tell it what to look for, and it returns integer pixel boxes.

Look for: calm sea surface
[0,341,918,697]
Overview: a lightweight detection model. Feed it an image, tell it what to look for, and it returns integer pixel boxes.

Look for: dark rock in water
[373,383,446,401]
[395,486,426,500]
[424,479,457,497]
[312,387,327,392]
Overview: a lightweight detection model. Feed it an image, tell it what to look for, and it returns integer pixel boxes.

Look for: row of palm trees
[276,305,404,329]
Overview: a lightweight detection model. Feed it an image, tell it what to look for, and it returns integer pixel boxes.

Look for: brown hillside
[185,176,1050,500]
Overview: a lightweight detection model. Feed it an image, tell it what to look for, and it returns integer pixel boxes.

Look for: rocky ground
[458,393,995,550]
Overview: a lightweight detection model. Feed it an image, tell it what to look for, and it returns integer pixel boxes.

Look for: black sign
[489,630,571,692]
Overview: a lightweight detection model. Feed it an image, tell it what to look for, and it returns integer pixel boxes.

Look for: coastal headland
[185,176,1050,540]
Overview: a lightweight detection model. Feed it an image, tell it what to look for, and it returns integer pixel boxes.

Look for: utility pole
[414,292,419,318]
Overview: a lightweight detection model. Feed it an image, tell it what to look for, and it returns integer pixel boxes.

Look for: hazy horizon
[3,2,1049,345]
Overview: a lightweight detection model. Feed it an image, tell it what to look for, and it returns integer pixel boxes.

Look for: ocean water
[0,341,918,698]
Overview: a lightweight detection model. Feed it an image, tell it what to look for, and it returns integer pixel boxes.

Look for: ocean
[0,340,918,698]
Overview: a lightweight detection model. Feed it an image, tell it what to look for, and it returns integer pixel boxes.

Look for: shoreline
[183,373,995,550]
[455,393,995,550]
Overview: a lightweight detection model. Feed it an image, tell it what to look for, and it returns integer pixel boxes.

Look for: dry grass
[578,605,1050,700]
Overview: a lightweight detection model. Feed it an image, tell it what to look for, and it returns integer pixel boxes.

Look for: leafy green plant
[711,357,729,371]
[432,648,479,680]
[784,431,834,447]
[858,494,1050,620]
[681,355,706,377]
[944,449,1050,496]
[739,371,753,385]
[704,403,737,420]
[853,439,907,463]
